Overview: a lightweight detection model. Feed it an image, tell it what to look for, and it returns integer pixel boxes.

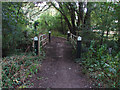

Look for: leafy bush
[2,3,27,56]
[81,40,120,88]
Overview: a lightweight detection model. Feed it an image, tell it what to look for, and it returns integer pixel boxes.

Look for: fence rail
[38,34,48,55]
[39,34,48,47]
[70,33,78,49]
[68,31,82,58]
[32,31,51,56]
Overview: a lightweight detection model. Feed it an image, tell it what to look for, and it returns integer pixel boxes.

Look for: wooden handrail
[38,34,48,55]
[32,33,49,56]
[69,32,82,58]
[69,33,78,49]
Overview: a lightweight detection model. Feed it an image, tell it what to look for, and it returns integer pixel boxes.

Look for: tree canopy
[2,1,120,88]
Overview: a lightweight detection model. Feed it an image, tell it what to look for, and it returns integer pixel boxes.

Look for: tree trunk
[100,30,105,45]
[67,3,76,35]
[61,15,64,34]
[106,29,109,39]
[71,13,76,34]
[83,2,91,31]
[118,3,120,48]
[78,2,84,25]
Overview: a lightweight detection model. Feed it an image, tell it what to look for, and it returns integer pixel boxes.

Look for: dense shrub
[81,41,120,88]
[2,2,33,57]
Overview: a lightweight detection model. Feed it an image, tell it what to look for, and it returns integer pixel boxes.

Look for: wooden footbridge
[32,31,82,58]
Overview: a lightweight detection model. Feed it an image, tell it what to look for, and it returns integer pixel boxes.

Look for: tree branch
[51,2,73,33]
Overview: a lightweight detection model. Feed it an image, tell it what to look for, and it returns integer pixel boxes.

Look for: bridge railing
[70,33,78,49]
[67,31,82,58]
[32,31,51,56]
[38,34,48,55]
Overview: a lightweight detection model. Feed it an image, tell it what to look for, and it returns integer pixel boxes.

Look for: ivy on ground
[2,53,45,88]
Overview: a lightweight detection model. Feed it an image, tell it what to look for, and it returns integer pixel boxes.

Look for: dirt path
[28,37,93,88]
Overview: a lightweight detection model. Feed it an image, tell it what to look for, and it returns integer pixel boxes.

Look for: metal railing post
[34,36,38,55]
[67,31,70,41]
[49,31,51,43]
[38,35,40,56]
[77,36,82,58]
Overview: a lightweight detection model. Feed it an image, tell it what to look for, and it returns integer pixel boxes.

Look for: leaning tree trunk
[100,30,105,45]
[70,3,76,35]
[106,29,109,39]
[83,3,91,31]
[61,15,64,34]
[82,2,91,47]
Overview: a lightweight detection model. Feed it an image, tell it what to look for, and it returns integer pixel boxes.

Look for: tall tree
[51,2,95,35]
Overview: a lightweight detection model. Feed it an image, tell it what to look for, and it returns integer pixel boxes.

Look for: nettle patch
[2,54,44,88]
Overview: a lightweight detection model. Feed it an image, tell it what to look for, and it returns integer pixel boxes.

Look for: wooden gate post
[49,31,51,43]
[34,36,38,55]
[77,36,82,58]
[67,31,70,41]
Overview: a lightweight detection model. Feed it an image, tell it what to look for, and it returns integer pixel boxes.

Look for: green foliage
[2,53,44,88]
[2,2,33,56]
[36,9,68,35]
[2,2,120,88]
[91,2,118,40]
[81,41,120,88]
[52,30,67,38]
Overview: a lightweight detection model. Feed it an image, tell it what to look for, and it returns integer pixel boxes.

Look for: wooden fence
[38,34,48,55]
[68,31,82,58]
[69,33,78,49]
[32,33,49,56]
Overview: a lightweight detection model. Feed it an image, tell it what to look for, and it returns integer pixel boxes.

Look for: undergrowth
[2,52,45,88]
[76,41,120,88]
